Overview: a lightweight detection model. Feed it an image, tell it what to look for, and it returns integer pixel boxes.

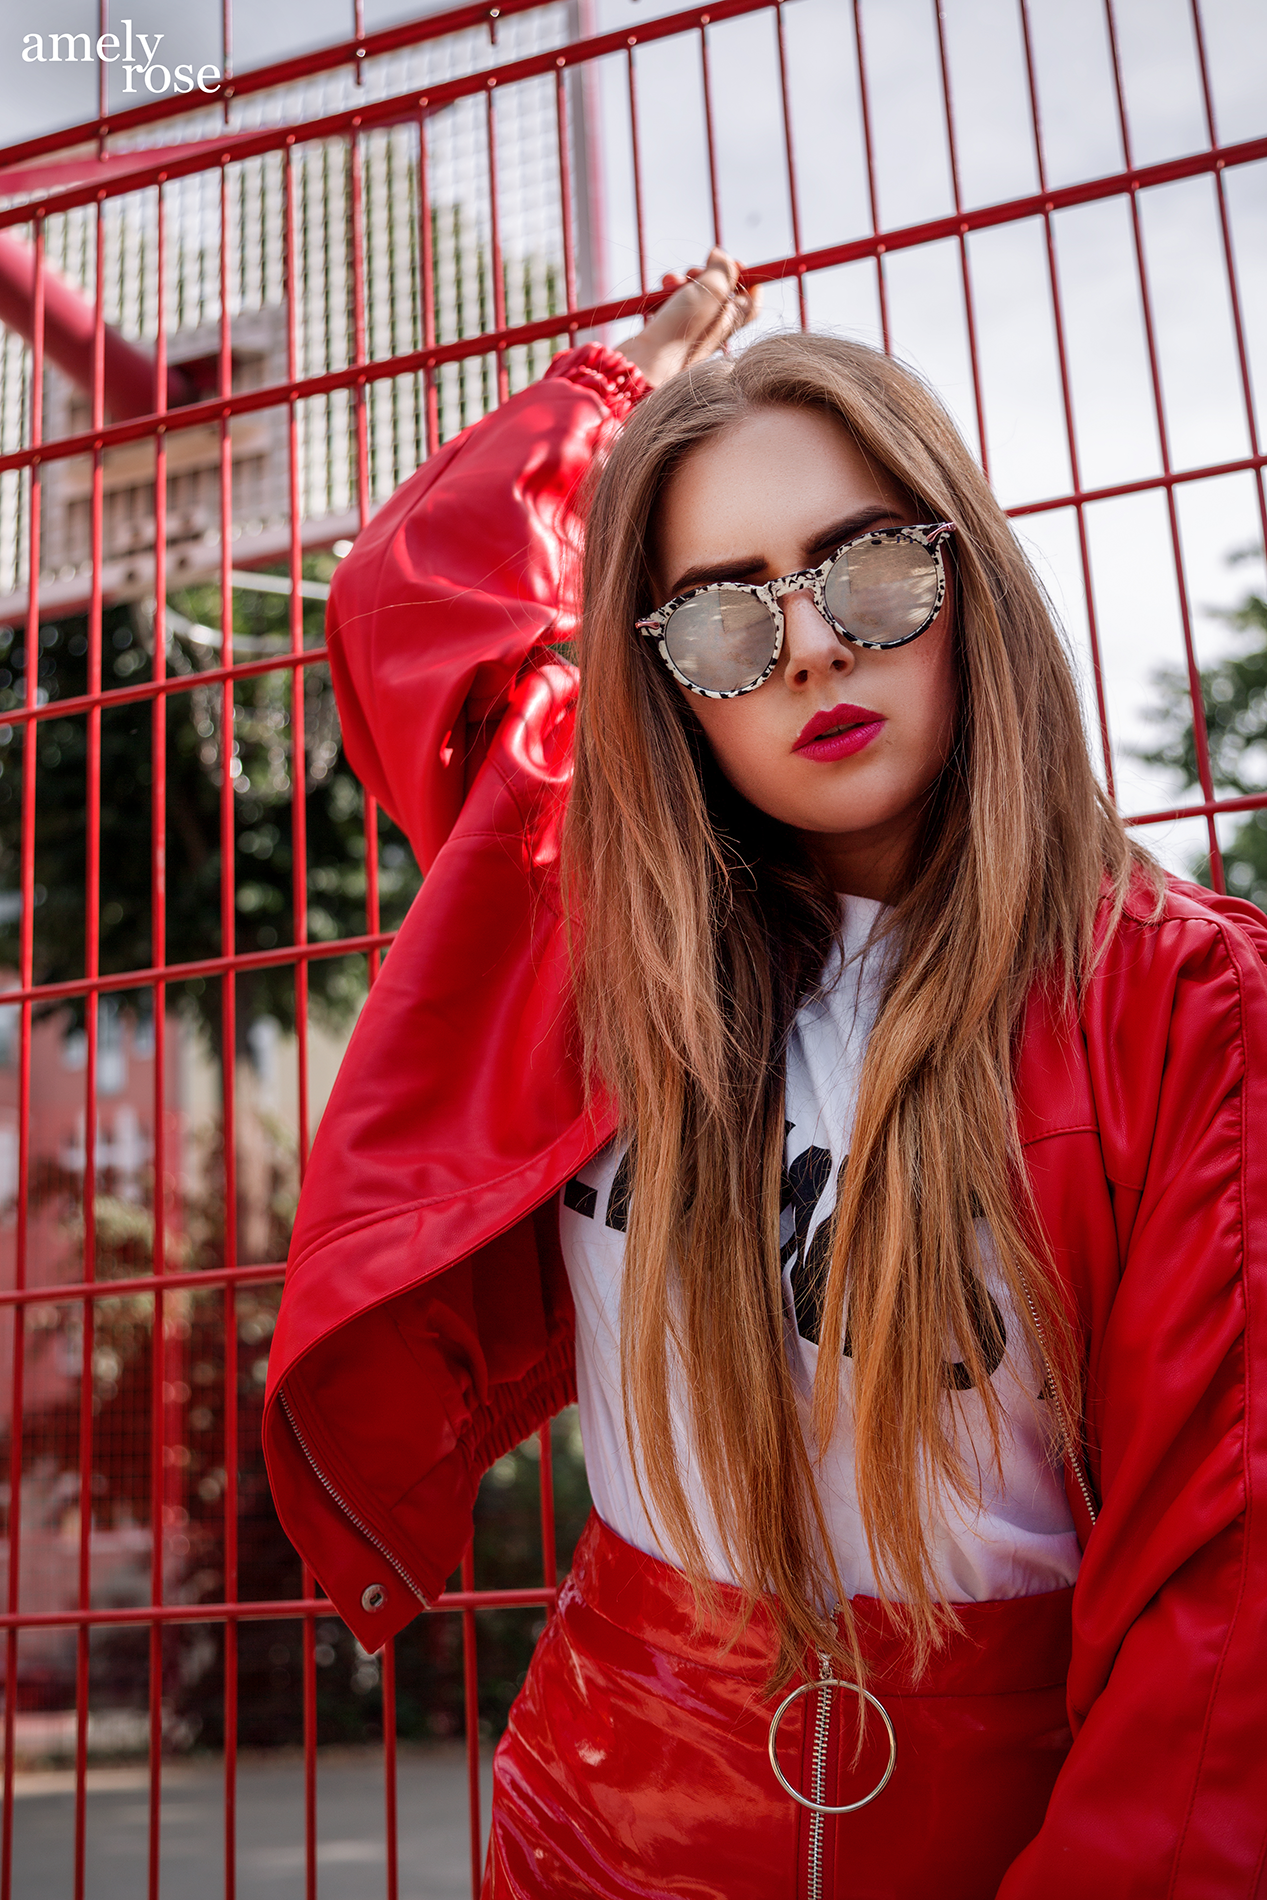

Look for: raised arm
[325,248,756,872]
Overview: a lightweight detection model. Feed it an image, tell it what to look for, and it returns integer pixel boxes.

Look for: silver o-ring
[767,1679,897,1815]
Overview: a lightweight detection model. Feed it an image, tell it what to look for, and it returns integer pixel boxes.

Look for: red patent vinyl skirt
[483,1512,1073,1900]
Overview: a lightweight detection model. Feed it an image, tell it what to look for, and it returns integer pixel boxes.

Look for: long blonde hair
[561,332,1157,1683]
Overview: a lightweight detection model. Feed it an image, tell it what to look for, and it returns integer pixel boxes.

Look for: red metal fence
[0,0,1264,1894]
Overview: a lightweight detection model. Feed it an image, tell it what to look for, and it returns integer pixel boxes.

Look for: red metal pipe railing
[0,231,195,418]
[0,1586,557,1633]
[851,0,890,352]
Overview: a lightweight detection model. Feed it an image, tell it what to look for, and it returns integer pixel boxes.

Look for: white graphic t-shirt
[559,894,1081,1602]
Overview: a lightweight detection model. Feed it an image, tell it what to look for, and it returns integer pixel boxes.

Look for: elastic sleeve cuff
[543,341,652,420]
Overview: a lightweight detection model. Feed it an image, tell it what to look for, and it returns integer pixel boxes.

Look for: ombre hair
[561,331,1159,1684]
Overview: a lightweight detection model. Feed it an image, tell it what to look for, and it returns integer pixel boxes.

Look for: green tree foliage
[1138,561,1267,911]
[0,558,421,1045]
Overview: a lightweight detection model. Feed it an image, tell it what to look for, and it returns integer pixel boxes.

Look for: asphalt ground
[8,1744,494,1899]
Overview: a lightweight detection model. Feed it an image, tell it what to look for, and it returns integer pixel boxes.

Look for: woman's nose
[781,589,854,686]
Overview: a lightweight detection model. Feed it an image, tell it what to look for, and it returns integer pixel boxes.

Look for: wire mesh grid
[0,0,1263,1893]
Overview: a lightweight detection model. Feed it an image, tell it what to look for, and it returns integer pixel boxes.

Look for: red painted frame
[0,1,1264,1895]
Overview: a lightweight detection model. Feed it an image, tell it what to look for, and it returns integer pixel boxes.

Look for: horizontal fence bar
[3,129,1264,481]
[1007,453,1267,516]
[0,1261,286,1309]
[0,1588,557,1632]
[0,645,330,726]
[0,929,395,1009]
[1125,790,1267,827]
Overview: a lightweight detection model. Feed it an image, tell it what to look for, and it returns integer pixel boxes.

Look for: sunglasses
[636,521,956,700]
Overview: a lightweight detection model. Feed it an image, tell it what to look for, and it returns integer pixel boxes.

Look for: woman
[263,252,1267,1897]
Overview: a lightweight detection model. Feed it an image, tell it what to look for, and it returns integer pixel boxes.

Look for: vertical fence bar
[850,0,890,351]
[1102,0,1222,886]
[1016,0,1117,799]
[0,214,43,1900]
[537,1423,557,1593]
[417,110,439,458]
[302,1562,318,1900]
[355,144,378,991]
[774,4,807,331]
[486,91,510,405]
[222,1290,238,1900]
[284,148,312,1179]
[931,0,990,476]
[363,790,382,985]
[461,1546,482,1899]
[216,154,241,1900]
[349,128,372,531]
[289,143,321,1900]
[555,66,579,338]
[1187,0,1267,559]
[74,193,109,1900]
[148,178,171,1900]
[698,24,723,250]
[381,1636,399,1900]
[98,0,110,130]
[221,0,233,126]
[625,44,648,296]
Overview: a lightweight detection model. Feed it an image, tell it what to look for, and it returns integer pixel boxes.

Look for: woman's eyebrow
[666,553,769,595]
[665,505,906,597]
[802,505,904,559]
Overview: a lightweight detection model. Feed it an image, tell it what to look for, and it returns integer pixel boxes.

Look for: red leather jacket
[264,345,1267,1895]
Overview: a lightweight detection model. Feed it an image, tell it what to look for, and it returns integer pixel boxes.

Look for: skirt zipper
[278,1386,430,1604]
[807,1649,833,1900]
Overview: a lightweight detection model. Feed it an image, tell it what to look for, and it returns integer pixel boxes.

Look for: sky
[0,0,1264,876]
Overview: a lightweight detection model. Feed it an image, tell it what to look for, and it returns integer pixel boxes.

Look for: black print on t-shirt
[564,1147,634,1232]
[780,1141,834,1346]
[780,1129,1006,1387]
[563,1176,598,1219]
[568,1136,1006,1389]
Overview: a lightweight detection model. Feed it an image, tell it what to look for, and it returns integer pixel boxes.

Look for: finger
[732,281,761,328]
[700,245,740,289]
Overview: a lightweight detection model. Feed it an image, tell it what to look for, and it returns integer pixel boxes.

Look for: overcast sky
[0,0,1264,876]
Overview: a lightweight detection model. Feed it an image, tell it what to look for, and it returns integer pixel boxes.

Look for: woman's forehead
[652,405,909,593]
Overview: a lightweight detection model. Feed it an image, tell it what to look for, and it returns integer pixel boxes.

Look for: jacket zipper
[278,1386,430,1604]
[1017,1274,1099,1528]
[807,1649,833,1900]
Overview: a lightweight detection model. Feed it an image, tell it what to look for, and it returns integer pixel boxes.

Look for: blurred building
[0,0,602,624]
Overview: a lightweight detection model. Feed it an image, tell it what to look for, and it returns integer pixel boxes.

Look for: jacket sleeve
[324,342,649,872]
[1000,892,1267,1897]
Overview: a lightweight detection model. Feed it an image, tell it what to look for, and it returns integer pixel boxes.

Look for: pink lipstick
[792,702,886,762]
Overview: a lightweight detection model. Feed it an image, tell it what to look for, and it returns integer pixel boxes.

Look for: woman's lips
[792,702,886,762]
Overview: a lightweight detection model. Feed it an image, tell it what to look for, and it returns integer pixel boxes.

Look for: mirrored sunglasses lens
[662,587,777,693]
[823,539,940,644]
